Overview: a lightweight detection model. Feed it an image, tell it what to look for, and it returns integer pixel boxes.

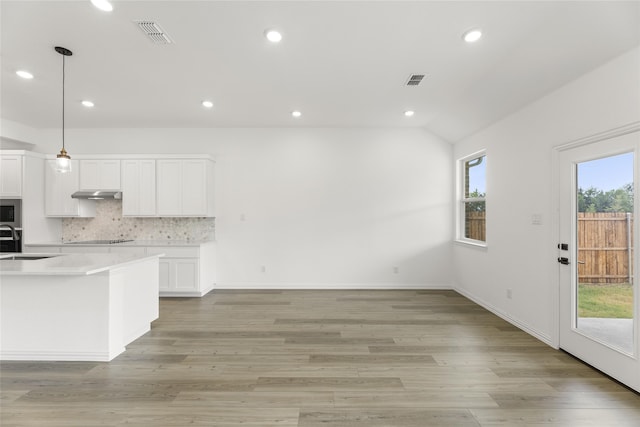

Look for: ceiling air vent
[134,20,173,44]
[405,74,425,86]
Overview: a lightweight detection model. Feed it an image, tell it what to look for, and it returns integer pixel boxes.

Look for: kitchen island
[25,240,216,297]
[0,252,162,361]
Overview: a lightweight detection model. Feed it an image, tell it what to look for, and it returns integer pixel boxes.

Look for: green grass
[578,283,633,319]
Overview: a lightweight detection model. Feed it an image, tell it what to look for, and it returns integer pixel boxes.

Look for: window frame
[457,150,487,247]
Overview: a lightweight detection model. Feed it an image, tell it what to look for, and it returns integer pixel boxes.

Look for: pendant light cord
[62,54,65,152]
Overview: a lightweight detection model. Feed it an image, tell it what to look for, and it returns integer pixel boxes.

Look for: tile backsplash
[62,200,215,242]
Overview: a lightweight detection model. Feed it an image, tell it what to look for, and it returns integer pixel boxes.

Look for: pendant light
[54,46,73,173]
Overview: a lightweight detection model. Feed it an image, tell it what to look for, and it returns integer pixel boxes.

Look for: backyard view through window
[461,153,486,243]
[576,152,634,354]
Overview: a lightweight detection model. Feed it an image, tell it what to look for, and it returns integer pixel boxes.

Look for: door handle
[558,257,570,265]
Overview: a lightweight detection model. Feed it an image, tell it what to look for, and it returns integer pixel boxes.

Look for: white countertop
[0,252,163,276]
[26,240,213,247]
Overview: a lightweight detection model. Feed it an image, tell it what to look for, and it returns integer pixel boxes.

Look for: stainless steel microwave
[0,199,22,228]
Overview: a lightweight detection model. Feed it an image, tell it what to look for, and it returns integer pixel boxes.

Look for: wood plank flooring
[2,289,639,426]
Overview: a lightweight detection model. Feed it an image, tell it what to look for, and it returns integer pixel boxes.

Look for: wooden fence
[578,212,634,284]
[465,211,486,242]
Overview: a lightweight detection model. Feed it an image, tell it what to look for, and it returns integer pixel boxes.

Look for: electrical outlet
[507,288,513,299]
[261,265,266,273]
[393,266,399,274]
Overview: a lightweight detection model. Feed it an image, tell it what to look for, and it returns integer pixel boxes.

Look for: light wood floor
[2,290,639,426]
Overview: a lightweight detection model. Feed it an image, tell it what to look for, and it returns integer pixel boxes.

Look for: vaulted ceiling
[2,0,639,142]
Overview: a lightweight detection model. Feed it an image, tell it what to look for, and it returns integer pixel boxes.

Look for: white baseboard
[160,292,205,297]
[0,350,116,362]
[453,286,554,348]
[215,282,453,290]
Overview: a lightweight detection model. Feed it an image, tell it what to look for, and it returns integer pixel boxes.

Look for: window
[459,152,486,244]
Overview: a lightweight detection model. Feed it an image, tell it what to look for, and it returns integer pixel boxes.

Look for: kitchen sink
[1,255,58,261]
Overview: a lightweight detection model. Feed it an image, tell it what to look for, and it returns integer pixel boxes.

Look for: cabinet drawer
[60,246,110,253]
[109,246,146,255]
[146,246,199,258]
[23,246,62,254]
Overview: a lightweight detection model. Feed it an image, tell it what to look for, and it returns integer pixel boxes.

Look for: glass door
[558,130,639,391]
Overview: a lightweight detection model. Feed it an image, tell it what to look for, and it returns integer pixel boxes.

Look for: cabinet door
[156,160,182,215]
[182,160,207,215]
[122,160,156,216]
[100,160,121,189]
[45,160,80,216]
[158,258,199,293]
[173,259,199,291]
[158,259,171,291]
[80,160,121,189]
[0,155,22,197]
[138,160,156,215]
[79,160,101,189]
[121,160,140,216]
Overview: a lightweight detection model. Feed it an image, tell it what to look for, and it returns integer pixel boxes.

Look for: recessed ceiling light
[463,29,482,43]
[202,100,214,108]
[91,0,113,12]
[404,110,415,117]
[16,70,34,79]
[291,111,302,118]
[265,29,283,43]
[82,100,95,107]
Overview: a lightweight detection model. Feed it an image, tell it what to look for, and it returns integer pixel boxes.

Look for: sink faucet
[0,224,20,241]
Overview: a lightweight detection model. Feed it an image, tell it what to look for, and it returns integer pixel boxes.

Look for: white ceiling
[1,0,639,142]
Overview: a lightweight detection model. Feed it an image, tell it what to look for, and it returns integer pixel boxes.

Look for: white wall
[29,127,453,289]
[0,119,45,147]
[453,47,640,345]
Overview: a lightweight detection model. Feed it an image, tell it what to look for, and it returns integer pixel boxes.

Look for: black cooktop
[66,239,134,244]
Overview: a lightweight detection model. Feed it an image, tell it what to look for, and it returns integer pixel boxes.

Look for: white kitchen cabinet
[122,160,156,216]
[0,151,60,244]
[150,246,200,295]
[158,258,199,293]
[156,159,214,217]
[156,160,182,216]
[45,160,96,217]
[0,155,23,197]
[147,242,215,297]
[79,159,121,190]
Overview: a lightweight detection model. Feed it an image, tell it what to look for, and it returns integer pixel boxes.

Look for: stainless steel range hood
[71,190,122,200]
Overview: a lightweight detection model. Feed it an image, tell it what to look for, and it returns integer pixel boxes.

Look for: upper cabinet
[39,154,213,218]
[157,159,214,217]
[122,160,156,216]
[45,160,95,217]
[0,155,23,197]
[79,159,121,190]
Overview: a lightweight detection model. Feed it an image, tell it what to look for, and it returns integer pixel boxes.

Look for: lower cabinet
[24,242,215,297]
[144,242,215,297]
[159,258,199,294]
